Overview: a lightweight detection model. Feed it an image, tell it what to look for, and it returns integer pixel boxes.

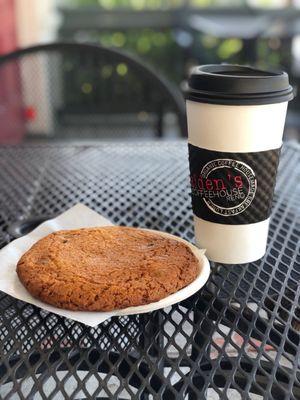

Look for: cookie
[16,227,200,311]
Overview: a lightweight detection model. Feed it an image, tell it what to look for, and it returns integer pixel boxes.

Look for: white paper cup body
[187,99,288,264]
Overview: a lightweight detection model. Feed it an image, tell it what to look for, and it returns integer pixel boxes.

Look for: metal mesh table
[0,141,299,400]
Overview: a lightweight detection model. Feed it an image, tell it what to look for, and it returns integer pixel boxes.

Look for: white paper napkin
[0,204,210,327]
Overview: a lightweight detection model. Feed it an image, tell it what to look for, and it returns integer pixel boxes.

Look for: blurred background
[1,0,300,143]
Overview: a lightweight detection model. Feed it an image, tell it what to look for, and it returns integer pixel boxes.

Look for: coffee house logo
[190,159,257,216]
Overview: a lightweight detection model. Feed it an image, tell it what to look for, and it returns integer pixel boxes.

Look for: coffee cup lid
[186,64,294,105]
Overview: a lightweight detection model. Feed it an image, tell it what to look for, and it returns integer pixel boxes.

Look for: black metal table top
[0,140,299,400]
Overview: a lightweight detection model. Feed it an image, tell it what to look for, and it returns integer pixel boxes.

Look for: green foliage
[88,29,183,82]
[217,38,243,59]
[62,3,291,85]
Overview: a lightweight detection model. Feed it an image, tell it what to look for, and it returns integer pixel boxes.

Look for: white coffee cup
[185,65,294,264]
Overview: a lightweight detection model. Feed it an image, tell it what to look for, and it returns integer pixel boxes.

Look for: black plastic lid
[186,64,294,105]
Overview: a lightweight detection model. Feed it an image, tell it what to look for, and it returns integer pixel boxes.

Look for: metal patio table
[0,140,299,400]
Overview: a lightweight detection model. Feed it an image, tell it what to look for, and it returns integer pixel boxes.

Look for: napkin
[0,204,210,327]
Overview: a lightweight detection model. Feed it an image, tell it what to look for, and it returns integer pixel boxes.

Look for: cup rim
[185,64,294,106]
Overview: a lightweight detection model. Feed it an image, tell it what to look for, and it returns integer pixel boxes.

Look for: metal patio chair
[0,42,186,144]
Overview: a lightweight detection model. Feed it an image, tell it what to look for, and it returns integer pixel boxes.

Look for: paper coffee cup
[185,64,294,264]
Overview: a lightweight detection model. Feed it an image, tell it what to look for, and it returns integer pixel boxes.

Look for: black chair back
[0,42,186,143]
